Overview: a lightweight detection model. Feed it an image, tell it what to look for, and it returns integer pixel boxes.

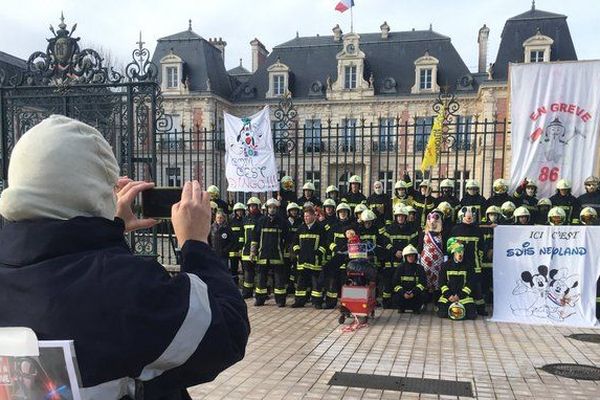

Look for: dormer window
[344,65,357,89]
[419,68,433,90]
[523,29,553,63]
[166,67,179,88]
[266,58,290,98]
[412,51,440,94]
[160,52,184,93]
[273,74,285,96]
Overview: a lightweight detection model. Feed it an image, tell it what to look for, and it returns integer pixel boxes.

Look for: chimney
[209,37,227,63]
[478,24,490,74]
[250,38,269,73]
[380,21,390,39]
[332,24,342,42]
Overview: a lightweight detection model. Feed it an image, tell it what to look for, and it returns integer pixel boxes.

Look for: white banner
[224,106,278,192]
[509,61,600,198]
[492,225,600,328]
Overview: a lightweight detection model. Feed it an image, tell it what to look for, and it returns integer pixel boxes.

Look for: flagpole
[350,3,354,33]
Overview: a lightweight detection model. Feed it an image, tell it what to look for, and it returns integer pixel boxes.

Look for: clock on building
[346,44,355,54]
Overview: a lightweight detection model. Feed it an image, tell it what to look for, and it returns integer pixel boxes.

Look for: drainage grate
[540,364,600,380]
[566,333,600,344]
[327,372,473,397]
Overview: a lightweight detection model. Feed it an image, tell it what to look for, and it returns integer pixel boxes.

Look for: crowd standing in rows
[206,174,600,319]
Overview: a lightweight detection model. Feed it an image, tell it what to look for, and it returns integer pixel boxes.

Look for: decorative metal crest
[432,88,461,150]
[273,91,298,154]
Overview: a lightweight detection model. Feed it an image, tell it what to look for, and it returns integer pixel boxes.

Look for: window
[161,114,184,150]
[338,171,353,195]
[456,116,473,151]
[305,171,321,196]
[304,119,322,152]
[166,67,179,89]
[342,119,357,152]
[344,65,357,89]
[419,68,432,90]
[378,171,394,194]
[378,118,396,151]
[273,74,285,96]
[415,116,433,152]
[530,50,544,63]
[166,167,182,187]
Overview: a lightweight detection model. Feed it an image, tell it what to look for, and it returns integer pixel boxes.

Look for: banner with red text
[509,61,600,198]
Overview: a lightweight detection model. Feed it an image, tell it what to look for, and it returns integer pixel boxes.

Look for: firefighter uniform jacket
[438,259,475,305]
[293,222,327,270]
[385,223,419,267]
[357,224,393,264]
[297,195,322,208]
[367,193,393,225]
[578,191,600,215]
[480,225,495,269]
[285,217,303,258]
[449,223,484,274]
[228,215,245,258]
[435,194,460,223]
[392,262,427,296]
[251,215,288,265]
[241,214,261,262]
[392,195,414,211]
[512,191,539,222]
[210,222,234,258]
[213,198,230,215]
[484,193,512,210]
[550,192,582,224]
[327,219,359,259]
[459,193,487,224]
[322,215,338,233]
[412,193,436,228]
[342,192,367,212]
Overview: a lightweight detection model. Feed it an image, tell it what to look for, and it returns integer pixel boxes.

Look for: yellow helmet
[501,201,516,215]
[233,202,246,211]
[437,201,453,218]
[493,179,508,194]
[360,209,377,222]
[548,207,566,225]
[247,197,261,206]
[580,207,597,224]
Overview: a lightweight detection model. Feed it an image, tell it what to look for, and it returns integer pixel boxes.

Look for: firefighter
[260,203,267,216]
[485,179,512,210]
[241,197,262,299]
[342,175,367,212]
[481,205,501,303]
[251,198,288,306]
[436,238,477,320]
[412,180,436,228]
[354,203,368,224]
[358,209,393,300]
[536,198,552,225]
[297,181,322,207]
[326,185,340,203]
[549,179,581,224]
[384,206,419,308]
[547,206,566,226]
[228,202,246,286]
[210,211,234,267]
[579,207,600,320]
[459,179,486,224]
[392,245,427,314]
[514,206,532,225]
[437,179,460,223]
[207,185,230,215]
[210,201,218,223]
[278,175,297,217]
[512,178,539,222]
[391,180,414,210]
[367,180,392,226]
[321,198,338,231]
[578,176,600,215]
[285,202,303,294]
[291,205,328,309]
[436,201,455,237]
[405,205,418,229]
[450,206,487,315]
[500,201,516,225]
[323,203,357,309]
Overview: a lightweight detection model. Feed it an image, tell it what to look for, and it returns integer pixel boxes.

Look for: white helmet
[548,207,566,225]
[493,179,508,194]
[326,185,339,194]
[580,207,598,224]
[437,201,453,218]
[286,202,300,212]
[207,185,219,195]
[360,209,377,222]
[336,203,351,212]
[210,201,218,210]
[419,179,431,188]
[405,205,416,214]
[303,182,316,191]
[266,198,280,208]
[514,206,530,218]
[349,175,362,184]
[394,180,407,190]
[233,202,246,212]
[465,179,480,190]
[402,244,419,257]
[247,197,261,206]
[501,201,516,215]
[354,204,368,214]
[556,179,571,190]
[537,198,552,207]
[323,198,336,208]
[440,179,454,189]
[393,206,409,216]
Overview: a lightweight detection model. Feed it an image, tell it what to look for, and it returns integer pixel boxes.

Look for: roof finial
[59,11,66,30]
[532,0,535,10]
[188,19,192,31]
[239,58,243,67]
[296,31,299,38]
[429,23,432,31]
[137,31,145,50]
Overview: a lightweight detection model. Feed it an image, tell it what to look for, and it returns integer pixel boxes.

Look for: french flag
[335,0,354,13]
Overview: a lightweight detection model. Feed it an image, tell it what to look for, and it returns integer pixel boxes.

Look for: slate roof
[151,29,233,98]
[492,7,577,80]
[0,51,26,85]
[233,29,474,101]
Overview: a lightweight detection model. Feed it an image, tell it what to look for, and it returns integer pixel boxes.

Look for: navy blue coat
[0,217,250,400]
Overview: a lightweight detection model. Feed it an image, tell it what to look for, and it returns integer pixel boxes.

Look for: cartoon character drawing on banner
[533,116,586,164]
[235,117,263,157]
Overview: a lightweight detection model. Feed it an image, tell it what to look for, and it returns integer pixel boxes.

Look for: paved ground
[189,300,600,399]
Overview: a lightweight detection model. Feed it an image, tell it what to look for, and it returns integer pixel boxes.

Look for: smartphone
[141,187,182,219]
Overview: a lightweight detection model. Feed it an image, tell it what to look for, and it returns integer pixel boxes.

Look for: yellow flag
[420,105,445,172]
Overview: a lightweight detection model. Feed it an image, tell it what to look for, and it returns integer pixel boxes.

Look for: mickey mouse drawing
[511,265,580,321]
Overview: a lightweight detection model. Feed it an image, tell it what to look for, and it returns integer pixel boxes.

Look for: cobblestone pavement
[189,300,600,399]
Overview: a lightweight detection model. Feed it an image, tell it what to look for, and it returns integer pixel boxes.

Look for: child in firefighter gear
[278,175,297,218]
[413,180,436,228]
[392,245,427,313]
[485,179,512,211]
[418,210,446,303]
[481,206,501,303]
[384,206,419,307]
[437,238,477,320]
[251,198,288,306]
[228,202,246,285]
[500,201,516,225]
[450,206,487,315]
[323,203,358,309]
[547,206,567,226]
[291,206,328,309]
[550,178,581,224]
[459,179,486,224]
[368,180,393,226]
[285,202,303,294]
[207,185,230,215]
[326,185,340,203]
[210,211,234,264]
[342,175,368,212]
[298,181,322,207]
[241,197,262,298]
[578,176,600,215]
[514,206,532,225]
[392,180,414,210]
[437,179,460,220]
[513,178,539,220]
[536,198,552,225]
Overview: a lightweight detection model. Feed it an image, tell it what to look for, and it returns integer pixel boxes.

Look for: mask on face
[374,186,383,195]
[488,213,498,223]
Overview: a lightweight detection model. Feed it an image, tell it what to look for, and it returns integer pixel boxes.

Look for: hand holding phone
[171,181,211,246]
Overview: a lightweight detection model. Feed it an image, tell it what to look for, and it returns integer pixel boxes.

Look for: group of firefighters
[206,173,600,319]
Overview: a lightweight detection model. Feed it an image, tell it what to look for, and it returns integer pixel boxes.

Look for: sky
[0,0,597,73]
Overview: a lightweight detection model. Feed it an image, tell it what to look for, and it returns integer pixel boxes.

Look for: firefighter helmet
[233,202,246,212]
[493,178,508,194]
[286,202,300,212]
[525,178,538,188]
[486,205,501,217]
[405,205,417,214]
[393,205,409,216]
[436,202,453,219]
[448,302,466,320]
[247,197,261,206]
[261,203,267,211]
[514,206,530,218]
[584,176,600,186]
[326,185,339,194]
[440,179,454,189]
[402,244,419,257]
[360,209,377,222]
[302,182,316,191]
[465,179,480,190]
[580,207,598,224]
[548,207,566,225]
[537,198,552,207]
[501,201,516,215]
[354,203,368,214]
[336,202,351,213]
[394,180,408,190]
[556,179,571,190]
[348,175,362,184]
[302,201,315,210]
[207,185,219,195]
[281,175,295,191]
[419,179,431,188]
[210,201,218,210]
[323,198,336,208]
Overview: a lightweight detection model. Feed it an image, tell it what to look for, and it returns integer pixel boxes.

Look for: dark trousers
[394,291,425,312]
[381,266,395,308]
[481,267,493,304]
[437,299,477,320]
[242,260,255,298]
[273,264,290,306]
[472,273,486,313]
[295,268,323,306]
[255,262,270,301]
[229,257,241,286]
[323,254,348,307]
